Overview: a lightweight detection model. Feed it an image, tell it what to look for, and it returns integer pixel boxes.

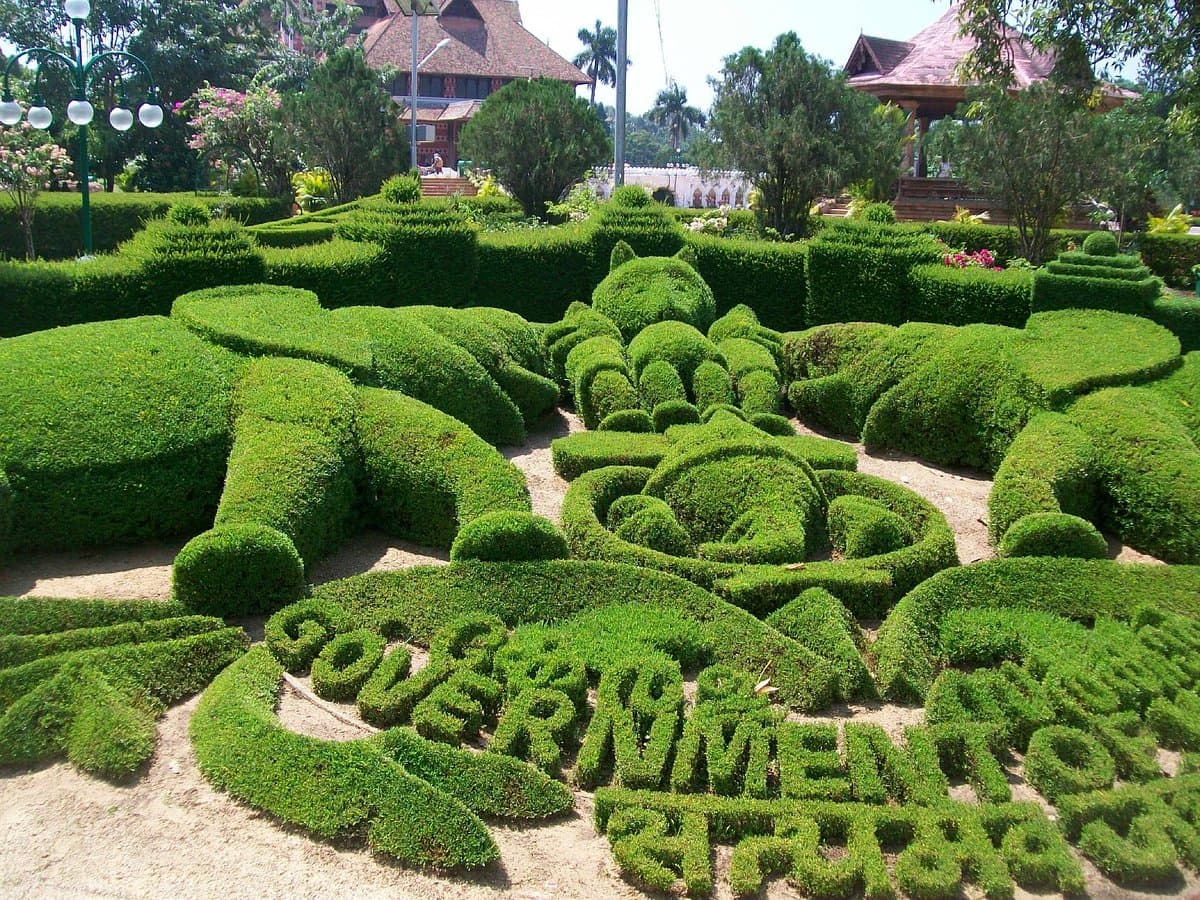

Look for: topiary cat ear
[675,245,699,268]
[610,240,637,272]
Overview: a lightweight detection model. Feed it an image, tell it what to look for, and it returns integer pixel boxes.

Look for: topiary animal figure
[591,240,716,341]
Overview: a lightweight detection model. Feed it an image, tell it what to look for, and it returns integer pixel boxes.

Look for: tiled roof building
[352,0,589,167]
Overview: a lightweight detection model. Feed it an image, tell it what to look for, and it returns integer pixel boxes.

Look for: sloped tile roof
[363,0,589,85]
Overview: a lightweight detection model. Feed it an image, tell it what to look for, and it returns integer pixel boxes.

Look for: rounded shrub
[381,173,422,204]
[691,359,735,410]
[628,321,724,385]
[862,202,897,225]
[450,511,569,563]
[598,408,654,432]
[700,403,746,424]
[167,202,212,227]
[749,412,795,436]
[611,184,653,208]
[613,500,694,557]
[638,359,688,411]
[828,495,912,559]
[1024,725,1116,802]
[173,523,306,618]
[1082,230,1119,257]
[310,628,387,702]
[653,399,701,432]
[591,257,717,341]
[998,512,1107,559]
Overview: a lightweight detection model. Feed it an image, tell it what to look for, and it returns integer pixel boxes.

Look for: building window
[457,77,490,100]
[418,74,445,98]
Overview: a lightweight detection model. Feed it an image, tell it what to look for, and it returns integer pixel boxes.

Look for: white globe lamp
[67,98,94,125]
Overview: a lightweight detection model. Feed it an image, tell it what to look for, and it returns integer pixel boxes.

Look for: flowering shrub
[0,122,72,259]
[686,207,731,235]
[183,84,296,198]
[943,247,1002,271]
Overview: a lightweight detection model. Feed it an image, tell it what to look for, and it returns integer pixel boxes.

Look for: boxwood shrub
[1137,232,1200,287]
[261,239,390,309]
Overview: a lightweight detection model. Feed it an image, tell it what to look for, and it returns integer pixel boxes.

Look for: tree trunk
[20,208,35,261]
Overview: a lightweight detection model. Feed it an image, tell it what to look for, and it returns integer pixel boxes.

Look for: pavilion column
[899,103,918,180]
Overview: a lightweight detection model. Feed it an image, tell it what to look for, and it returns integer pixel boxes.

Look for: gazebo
[844,4,1136,221]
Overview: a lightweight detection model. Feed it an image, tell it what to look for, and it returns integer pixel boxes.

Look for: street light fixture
[0,0,163,254]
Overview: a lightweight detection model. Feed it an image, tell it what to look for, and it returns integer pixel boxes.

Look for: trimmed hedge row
[909,264,1032,327]
[1137,232,1200,288]
[261,239,390,309]
[0,192,287,261]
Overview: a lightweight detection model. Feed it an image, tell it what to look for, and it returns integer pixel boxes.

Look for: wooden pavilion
[843,4,1136,221]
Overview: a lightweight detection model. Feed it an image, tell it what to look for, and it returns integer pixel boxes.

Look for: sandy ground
[0,408,1180,899]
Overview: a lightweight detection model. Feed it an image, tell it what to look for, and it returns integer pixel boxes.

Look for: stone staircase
[420,176,478,198]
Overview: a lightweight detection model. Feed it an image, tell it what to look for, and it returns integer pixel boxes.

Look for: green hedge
[247,221,336,248]
[473,227,593,321]
[909,264,1032,327]
[0,192,287,261]
[684,234,806,330]
[1033,245,1161,316]
[1137,232,1200,287]
[0,317,233,551]
[805,222,944,326]
[262,239,390,309]
[1149,295,1200,352]
[923,222,1090,266]
[0,255,148,337]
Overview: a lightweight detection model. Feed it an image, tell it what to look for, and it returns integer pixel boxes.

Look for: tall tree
[649,82,705,152]
[707,33,898,237]
[948,83,1108,263]
[573,19,626,106]
[283,48,403,201]
[460,77,611,217]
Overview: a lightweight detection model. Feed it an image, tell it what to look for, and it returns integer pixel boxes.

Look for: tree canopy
[707,32,902,236]
[649,83,705,152]
[460,77,610,218]
[573,19,626,107]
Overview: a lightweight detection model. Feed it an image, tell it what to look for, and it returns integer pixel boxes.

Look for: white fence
[588,166,754,210]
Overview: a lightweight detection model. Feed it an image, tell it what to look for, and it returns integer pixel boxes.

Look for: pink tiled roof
[362,0,589,85]
[845,4,1136,103]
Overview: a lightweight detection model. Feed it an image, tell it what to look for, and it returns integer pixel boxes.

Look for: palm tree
[573,19,625,106]
[649,82,706,153]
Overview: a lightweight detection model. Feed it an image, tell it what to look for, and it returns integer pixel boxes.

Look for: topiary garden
[2,202,1199,897]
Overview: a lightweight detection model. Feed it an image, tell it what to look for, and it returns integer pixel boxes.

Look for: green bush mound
[856,311,1180,470]
[248,220,337,248]
[171,284,373,378]
[473,226,593,321]
[0,254,149,338]
[591,243,716,341]
[0,316,234,551]
[1033,239,1162,315]
[395,305,558,427]
[450,511,568,563]
[874,557,1200,701]
[191,647,567,870]
[1149,295,1200,352]
[550,431,671,480]
[594,790,1084,898]
[1058,775,1200,887]
[565,335,639,430]
[356,387,530,548]
[172,524,306,618]
[765,589,873,701]
[988,412,1099,544]
[541,302,624,386]
[331,306,525,446]
[0,610,247,778]
[311,559,840,711]
[261,239,390,309]
[805,221,944,325]
[588,204,686,283]
[998,512,1107,559]
[1145,351,1200,445]
[828,495,913,559]
[909,264,1033,327]
[0,192,286,261]
[628,321,724,393]
[785,322,952,437]
[1067,386,1200,563]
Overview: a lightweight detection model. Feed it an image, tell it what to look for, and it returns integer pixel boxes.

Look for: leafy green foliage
[708,33,902,236]
[459,78,610,218]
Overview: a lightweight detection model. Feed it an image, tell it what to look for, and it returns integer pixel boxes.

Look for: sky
[515,0,957,115]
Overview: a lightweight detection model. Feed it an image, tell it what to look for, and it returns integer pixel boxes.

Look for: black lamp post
[0,0,163,255]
